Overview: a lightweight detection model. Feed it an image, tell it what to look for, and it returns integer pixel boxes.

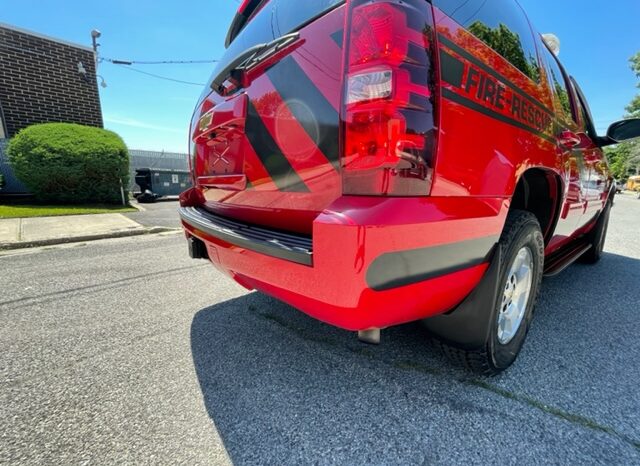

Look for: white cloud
[104,115,186,135]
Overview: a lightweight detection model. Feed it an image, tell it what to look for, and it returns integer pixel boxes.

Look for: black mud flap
[422,246,502,350]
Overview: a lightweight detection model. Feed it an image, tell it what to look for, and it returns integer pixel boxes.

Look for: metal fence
[0,140,190,194]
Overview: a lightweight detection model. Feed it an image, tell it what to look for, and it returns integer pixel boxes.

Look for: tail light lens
[341,0,437,196]
[347,69,393,104]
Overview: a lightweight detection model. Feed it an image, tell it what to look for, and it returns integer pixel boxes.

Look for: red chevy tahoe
[180,0,640,373]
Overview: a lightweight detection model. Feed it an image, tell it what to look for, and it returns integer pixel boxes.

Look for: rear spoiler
[225,0,264,48]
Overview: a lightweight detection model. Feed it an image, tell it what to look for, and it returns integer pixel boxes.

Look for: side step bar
[543,241,592,277]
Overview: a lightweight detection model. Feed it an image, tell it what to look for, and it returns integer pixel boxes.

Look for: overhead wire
[110,63,207,86]
[102,57,218,65]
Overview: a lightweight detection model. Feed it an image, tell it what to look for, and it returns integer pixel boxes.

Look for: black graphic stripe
[442,88,555,144]
[245,100,310,192]
[438,34,553,117]
[266,56,341,170]
[330,30,343,48]
[439,48,465,88]
[367,235,499,291]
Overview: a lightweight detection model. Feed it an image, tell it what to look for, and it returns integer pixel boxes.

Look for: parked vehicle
[179,0,640,373]
[627,175,640,193]
[135,168,192,203]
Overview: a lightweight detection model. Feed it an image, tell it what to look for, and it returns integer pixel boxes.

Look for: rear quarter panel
[430,6,562,199]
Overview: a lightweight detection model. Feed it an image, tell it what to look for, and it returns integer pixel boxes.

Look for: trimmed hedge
[7,123,130,204]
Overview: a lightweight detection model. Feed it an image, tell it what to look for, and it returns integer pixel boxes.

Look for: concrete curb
[0,226,180,251]
[129,202,147,212]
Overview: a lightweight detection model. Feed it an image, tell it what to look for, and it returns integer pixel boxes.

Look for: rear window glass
[434,0,540,82]
[220,0,343,68]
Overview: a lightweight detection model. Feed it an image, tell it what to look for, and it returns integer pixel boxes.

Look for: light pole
[90,29,107,88]
[91,29,101,66]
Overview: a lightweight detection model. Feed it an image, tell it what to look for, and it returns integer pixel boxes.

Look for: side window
[541,44,573,124]
[433,0,541,81]
[571,77,598,138]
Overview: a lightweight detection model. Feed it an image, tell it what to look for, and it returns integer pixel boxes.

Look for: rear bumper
[179,207,312,265]
[180,194,508,331]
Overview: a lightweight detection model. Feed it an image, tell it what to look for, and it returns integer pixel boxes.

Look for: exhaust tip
[358,328,381,345]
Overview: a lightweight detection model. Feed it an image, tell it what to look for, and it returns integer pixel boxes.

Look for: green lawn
[0,203,136,219]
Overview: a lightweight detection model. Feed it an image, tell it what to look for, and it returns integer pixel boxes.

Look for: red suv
[180,0,640,373]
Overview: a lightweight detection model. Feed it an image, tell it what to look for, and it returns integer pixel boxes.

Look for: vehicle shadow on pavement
[190,252,640,463]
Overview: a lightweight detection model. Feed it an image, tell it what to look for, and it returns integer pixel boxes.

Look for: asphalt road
[1,194,639,465]
[125,199,182,229]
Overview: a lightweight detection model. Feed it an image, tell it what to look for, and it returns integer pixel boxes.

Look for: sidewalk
[0,213,173,250]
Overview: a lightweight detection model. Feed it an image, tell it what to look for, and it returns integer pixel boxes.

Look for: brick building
[0,23,103,139]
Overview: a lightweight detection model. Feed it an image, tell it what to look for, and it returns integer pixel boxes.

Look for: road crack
[255,309,640,452]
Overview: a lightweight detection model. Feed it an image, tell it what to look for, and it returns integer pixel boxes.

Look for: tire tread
[431,210,543,375]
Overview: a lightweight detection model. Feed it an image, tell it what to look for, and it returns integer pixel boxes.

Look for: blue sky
[3,0,639,153]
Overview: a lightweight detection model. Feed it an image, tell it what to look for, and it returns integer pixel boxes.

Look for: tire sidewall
[488,216,544,371]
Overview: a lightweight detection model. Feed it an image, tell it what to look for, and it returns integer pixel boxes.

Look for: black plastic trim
[179,207,313,266]
[366,235,499,291]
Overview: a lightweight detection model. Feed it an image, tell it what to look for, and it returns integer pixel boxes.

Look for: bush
[7,123,129,204]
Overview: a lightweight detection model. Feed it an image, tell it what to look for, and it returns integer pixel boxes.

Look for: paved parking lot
[1,195,639,464]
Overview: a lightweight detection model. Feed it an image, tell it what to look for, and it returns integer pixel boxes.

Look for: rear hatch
[190,0,346,235]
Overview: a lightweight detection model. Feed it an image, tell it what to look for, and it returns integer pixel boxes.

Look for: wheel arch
[509,168,564,245]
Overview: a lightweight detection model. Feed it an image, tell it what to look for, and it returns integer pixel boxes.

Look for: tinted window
[434,0,540,81]
[541,44,573,123]
[219,0,343,70]
[571,77,597,137]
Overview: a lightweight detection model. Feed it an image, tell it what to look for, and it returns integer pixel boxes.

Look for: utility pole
[91,29,101,66]
[90,29,107,88]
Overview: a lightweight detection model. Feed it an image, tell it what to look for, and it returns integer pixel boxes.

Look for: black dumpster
[135,168,192,203]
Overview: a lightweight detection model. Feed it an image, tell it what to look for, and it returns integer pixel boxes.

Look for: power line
[112,63,206,86]
[102,57,219,65]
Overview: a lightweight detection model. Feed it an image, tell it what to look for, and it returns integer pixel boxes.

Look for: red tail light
[341,0,437,196]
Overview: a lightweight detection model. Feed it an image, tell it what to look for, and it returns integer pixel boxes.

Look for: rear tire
[429,210,544,375]
[579,202,611,264]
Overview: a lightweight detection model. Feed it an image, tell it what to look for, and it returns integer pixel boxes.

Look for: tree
[467,21,540,81]
[625,52,640,118]
[605,51,640,179]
